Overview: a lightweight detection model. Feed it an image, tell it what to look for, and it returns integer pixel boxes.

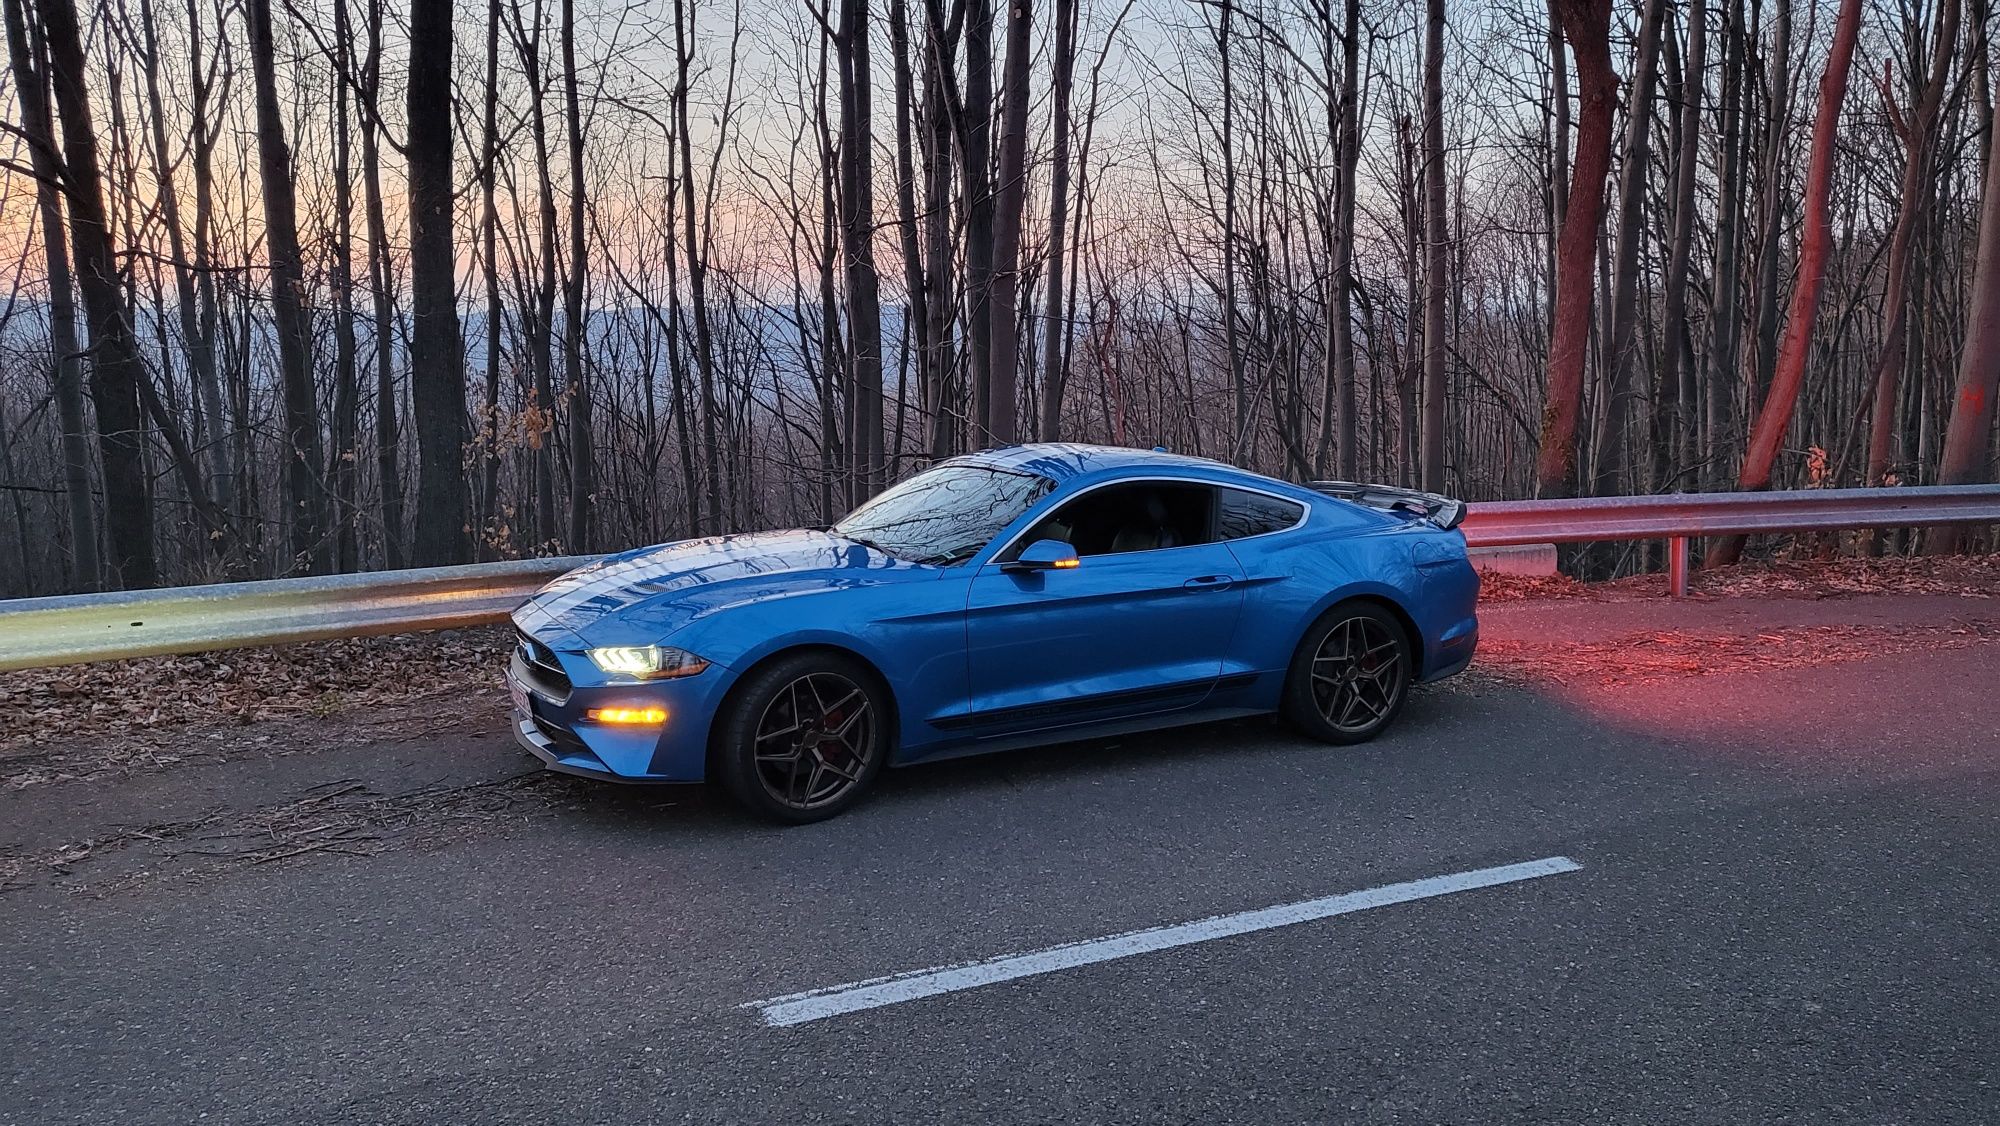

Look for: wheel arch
[703,641,903,778]
[1294,587,1426,677]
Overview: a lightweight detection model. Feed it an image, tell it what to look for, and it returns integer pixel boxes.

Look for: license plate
[509,680,531,716]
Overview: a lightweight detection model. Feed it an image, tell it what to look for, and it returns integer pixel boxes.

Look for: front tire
[713,651,889,824]
[1281,601,1413,745]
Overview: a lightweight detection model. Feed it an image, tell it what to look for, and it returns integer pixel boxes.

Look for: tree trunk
[35,0,156,587]
[362,0,404,567]
[1328,0,1361,479]
[1705,0,1747,486]
[1589,0,1669,498]
[1709,0,1864,566]
[562,0,593,548]
[1652,0,1707,493]
[330,0,361,571]
[1747,0,1794,412]
[1038,0,1076,441]
[186,0,233,524]
[1545,0,1569,330]
[985,0,1031,445]
[1533,0,1617,499]
[1927,84,2000,552]
[1419,0,1447,492]
[3,0,98,588]
[478,0,503,545]
[672,0,722,531]
[520,3,560,547]
[137,0,231,562]
[922,5,959,459]
[248,0,327,573]
[1217,3,1246,456]
[838,0,886,493]
[961,0,998,442]
[888,0,932,459]
[406,0,469,566]
[1865,0,1960,491]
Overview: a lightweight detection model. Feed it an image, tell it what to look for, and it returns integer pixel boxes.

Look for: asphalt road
[3,590,1998,1124]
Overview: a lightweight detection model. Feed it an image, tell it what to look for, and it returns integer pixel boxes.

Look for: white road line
[745,855,1583,1027]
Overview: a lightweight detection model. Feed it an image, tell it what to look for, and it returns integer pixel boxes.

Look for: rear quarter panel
[1223,499,1478,688]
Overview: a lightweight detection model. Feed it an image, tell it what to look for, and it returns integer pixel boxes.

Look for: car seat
[1110,493,1178,553]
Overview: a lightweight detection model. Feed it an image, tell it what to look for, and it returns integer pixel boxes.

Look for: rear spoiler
[1307,480,1467,531]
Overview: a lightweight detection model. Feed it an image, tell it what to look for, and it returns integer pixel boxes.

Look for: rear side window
[1217,488,1304,540]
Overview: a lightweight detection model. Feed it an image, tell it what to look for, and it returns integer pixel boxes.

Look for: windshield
[833,464,1054,565]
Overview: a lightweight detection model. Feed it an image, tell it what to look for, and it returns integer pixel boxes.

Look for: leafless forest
[0,0,1995,594]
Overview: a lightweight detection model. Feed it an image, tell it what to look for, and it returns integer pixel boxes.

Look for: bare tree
[1588,0,1669,499]
[1652,0,1708,491]
[1865,0,1961,490]
[130,0,231,553]
[1710,0,1865,566]
[673,0,722,532]
[407,0,470,566]
[985,0,1031,444]
[562,0,593,548]
[361,0,405,567]
[247,0,326,571]
[329,0,362,570]
[1533,0,1616,498]
[1419,0,1447,492]
[835,0,886,493]
[3,0,96,587]
[1322,0,1362,480]
[32,0,156,587]
[1928,84,2000,552]
[1038,0,1077,440]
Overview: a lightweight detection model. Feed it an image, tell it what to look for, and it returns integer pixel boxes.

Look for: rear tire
[1281,600,1413,745]
[712,651,889,824]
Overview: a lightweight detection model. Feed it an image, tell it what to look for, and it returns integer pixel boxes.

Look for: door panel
[962,543,1247,734]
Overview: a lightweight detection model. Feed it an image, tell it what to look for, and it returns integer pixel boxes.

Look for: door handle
[1183,574,1235,590]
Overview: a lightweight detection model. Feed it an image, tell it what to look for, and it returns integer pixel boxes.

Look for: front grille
[515,628,573,697]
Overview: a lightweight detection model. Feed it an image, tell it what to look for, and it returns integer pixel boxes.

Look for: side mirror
[1002,538,1081,574]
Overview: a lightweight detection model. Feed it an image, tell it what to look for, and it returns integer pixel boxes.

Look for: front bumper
[506,650,722,782]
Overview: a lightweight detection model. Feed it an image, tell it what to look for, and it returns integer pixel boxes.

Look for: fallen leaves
[0,628,514,790]
[1476,620,2000,688]
[1477,552,2000,603]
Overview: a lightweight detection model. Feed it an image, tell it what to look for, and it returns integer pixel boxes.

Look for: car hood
[512,528,928,648]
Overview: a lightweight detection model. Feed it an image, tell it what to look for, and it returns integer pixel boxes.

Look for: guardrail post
[1666,535,1690,598]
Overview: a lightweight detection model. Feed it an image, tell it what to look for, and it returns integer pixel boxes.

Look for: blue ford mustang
[507,444,1478,822]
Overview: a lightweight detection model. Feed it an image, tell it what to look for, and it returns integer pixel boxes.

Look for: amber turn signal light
[587,706,668,725]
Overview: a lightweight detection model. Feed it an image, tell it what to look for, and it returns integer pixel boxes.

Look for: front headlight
[586,645,711,680]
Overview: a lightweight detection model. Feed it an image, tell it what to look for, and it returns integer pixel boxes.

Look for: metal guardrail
[0,485,1995,671]
[1460,484,2000,596]
[0,557,593,672]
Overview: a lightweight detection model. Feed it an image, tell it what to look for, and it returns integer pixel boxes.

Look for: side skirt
[894,704,1272,767]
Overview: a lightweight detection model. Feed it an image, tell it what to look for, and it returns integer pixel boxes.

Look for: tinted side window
[1011,482,1215,558]
[1217,488,1304,540]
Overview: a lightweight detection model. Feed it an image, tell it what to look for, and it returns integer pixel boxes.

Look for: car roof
[956,443,1234,483]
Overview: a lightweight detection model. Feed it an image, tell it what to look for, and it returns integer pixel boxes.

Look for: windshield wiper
[833,530,900,558]
[918,544,982,567]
